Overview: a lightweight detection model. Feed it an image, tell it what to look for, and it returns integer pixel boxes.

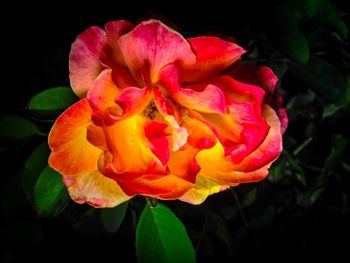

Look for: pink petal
[106,86,152,123]
[69,26,107,97]
[144,120,170,166]
[159,65,226,114]
[180,36,246,83]
[118,19,196,85]
[153,87,188,151]
[103,20,134,66]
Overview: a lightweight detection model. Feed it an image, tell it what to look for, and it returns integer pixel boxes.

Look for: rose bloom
[49,19,287,207]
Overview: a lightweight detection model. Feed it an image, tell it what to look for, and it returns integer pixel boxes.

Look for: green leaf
[286,153,306,186]
[34,166,69,217]
[322,103,344,119]
[346,75,350,104]
[242,188,257,207]
[268,158,286,183]
[342,162,350,173]
[322,4,348,39]
[299,135,348,207]
[136,203,196,263]
[28,87,78,111]
[22,142,50,206]
[0,115,39,140]
[269,7,309,64]
[100,202,128,233]
[322,135,348,177]
[290,57,347,103]
[301,0,331,19]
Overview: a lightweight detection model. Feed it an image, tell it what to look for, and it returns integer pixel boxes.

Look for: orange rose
[48,19,287,207]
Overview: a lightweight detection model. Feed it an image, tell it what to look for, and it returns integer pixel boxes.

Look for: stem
[146,197,158,207]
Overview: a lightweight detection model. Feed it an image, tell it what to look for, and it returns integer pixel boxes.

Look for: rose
[48,19,287,207]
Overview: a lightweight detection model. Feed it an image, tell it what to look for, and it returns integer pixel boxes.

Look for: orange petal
[102,115,166,175]
[48,99,131,207]
[117,174,193,200]
[166,144,200,183]
[182,115,217,149]
[49,99,101,175]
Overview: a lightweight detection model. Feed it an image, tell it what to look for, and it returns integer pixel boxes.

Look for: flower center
[143,101,157,120]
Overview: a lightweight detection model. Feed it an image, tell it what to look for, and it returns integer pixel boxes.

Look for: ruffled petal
[48,99,131,207]
[197,75,269,162]
[166,144,199,183]
[106,86,152,123]
[111,142,198,200]
[196,105,282,184]
[69,26,107,97]
[159,65,226,114]
[236,105,282,172]
[48,99,101,174]
[182,115,217,149]
[118,19,196,84]
[102,115,166,175]
[180,175,231,205]
[117,174,193,199]
[181,36,245,83]
[87,69,120,125]
[153,87,188,151]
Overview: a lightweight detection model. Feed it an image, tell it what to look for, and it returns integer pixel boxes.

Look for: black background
[1,1,350,262]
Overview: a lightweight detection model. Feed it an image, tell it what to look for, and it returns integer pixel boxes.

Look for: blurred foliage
[1,0,349,262]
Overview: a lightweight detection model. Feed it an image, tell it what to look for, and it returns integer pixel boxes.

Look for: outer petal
[118,19,196,84]
[180,175,231,205]
[230,64,278,103]
[103,20,134,66]
[48,99,101,174]
[230,64,288,133]
[159,65,226,114]
[62,170,131,208]
[117,174,193,199]
[48,99,131,207]
[197,75,269,162]
[196,105,282,184]
[181,36,246,83]
[69,26,107,97]
[236,105,282,172]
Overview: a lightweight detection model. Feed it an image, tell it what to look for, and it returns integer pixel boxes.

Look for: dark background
[1,1,350,262]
